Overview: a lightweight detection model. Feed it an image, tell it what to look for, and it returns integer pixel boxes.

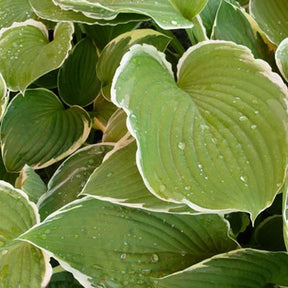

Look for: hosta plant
[1,0,288,287]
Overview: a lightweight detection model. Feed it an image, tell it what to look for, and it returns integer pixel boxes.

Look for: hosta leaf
[0,153,18,185]
[47,270,82,288]
[21,197,237,288]
[154,249,288,288]
[16,165,47,204]
[0,0,36,29]
[38,143,114,220]
[58,37,101,107]
[0,73,8,120]
[276,38,288,82]
[0,20,74,91]
[250,0,288,45]
[111,42,288,221]
[102,108,128,142]
[1,88,91,172]
[53,0,203,29]
[81,141,193,214]
[97,29,170,100]
[0,181,51,288]
[212,1,272,60]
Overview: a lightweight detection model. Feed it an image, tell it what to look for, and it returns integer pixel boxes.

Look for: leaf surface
[58,37,101,107]
[276,38,288,82]
[21,197,237,288]
[111,42,288,220]
[154,249,288,288]
[1,88,91,172]
[0,181,51,288]
[0,73,8,120]
[250,0,288,45]
[0,20,74,91]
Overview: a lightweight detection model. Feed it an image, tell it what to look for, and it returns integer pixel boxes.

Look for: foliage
[0,0,288,287]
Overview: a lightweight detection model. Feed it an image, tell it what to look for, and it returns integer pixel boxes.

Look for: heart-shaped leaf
[250,0,288,45]
[0,0,36,29]
[53,0,205,29]
[20,197,237,287]
[81,141,194,214]
[0,20,74,91]
[111,42,288,221]
[38,143,114,220]
[97,29,171,100]
[0,181,51,287]
[58,37,101,107]
[154,248,288,288]
[276,38,288,82]
[1,88,91,172]
[16,165,47,204]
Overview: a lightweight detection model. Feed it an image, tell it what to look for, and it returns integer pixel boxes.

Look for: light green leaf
[276,38,288,82]
[97,29,170,100]
[1,88,91,172]
[0,73,8,120]
[81,141,194,214]
[111,42,288,221]
[0,181,51,288]
[102,108,128,142]
[38,143,114,220]
[58,37,101,107]
[250,0,288,45]
[212,0,272,60]
[21,197,237,288]
[0,20,74,91]
[154,249,288,288]
[53,0,203,29]
[15,165,47,204]
[0,0,36,29]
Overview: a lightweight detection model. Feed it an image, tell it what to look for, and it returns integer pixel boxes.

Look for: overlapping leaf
[0,20,74,91]
[154,249,288,288]
[1,88,91,172]
[38,143,114,219]
[81,141,193,214]
[21,197,237,287]
[97,29,170,100]
[0,73,8,120]
[0,181,51,287]
[111,42,288,221]
[0,0,36,29]
[58,37,101,107]
[53,0,206,29]
[276,38,288,82]
[250,0,288,45]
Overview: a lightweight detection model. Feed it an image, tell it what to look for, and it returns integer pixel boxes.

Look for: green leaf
[38,143,114,220]
[0,0,36,29]
[252,215,286,251]
[0,153,18,185]
[0,181,51,288]
[58,37,101,107]
[15,165,47,204]
[212,0,272,60]
[225,212,250,238]
[0,20,74,91]
[155,249,288,288]
[111,42,288,221]
[97,29,171,100]
[21,197,237,288]
[81,141,194,214]
[1,88,91,172]
[0,73,8,120]
[276,38,288,82]
[53,0,202,29]
[47,270,82,288]
[250,0,288,45]
[282,177,288,250]
[102,108,128,142]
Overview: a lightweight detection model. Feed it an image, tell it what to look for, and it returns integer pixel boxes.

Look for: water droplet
[151,253,159,263]
[107,172,113,177]
[159,184,166,192]
[240,176,247,183]
[178,142,186,150]
[251,124,257,129]
[120,253,127,260]
[1,249,8,255]
[171,20,178,25]
[198,163,202,169]
[184,186,191,191]
[239,115,248,121]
